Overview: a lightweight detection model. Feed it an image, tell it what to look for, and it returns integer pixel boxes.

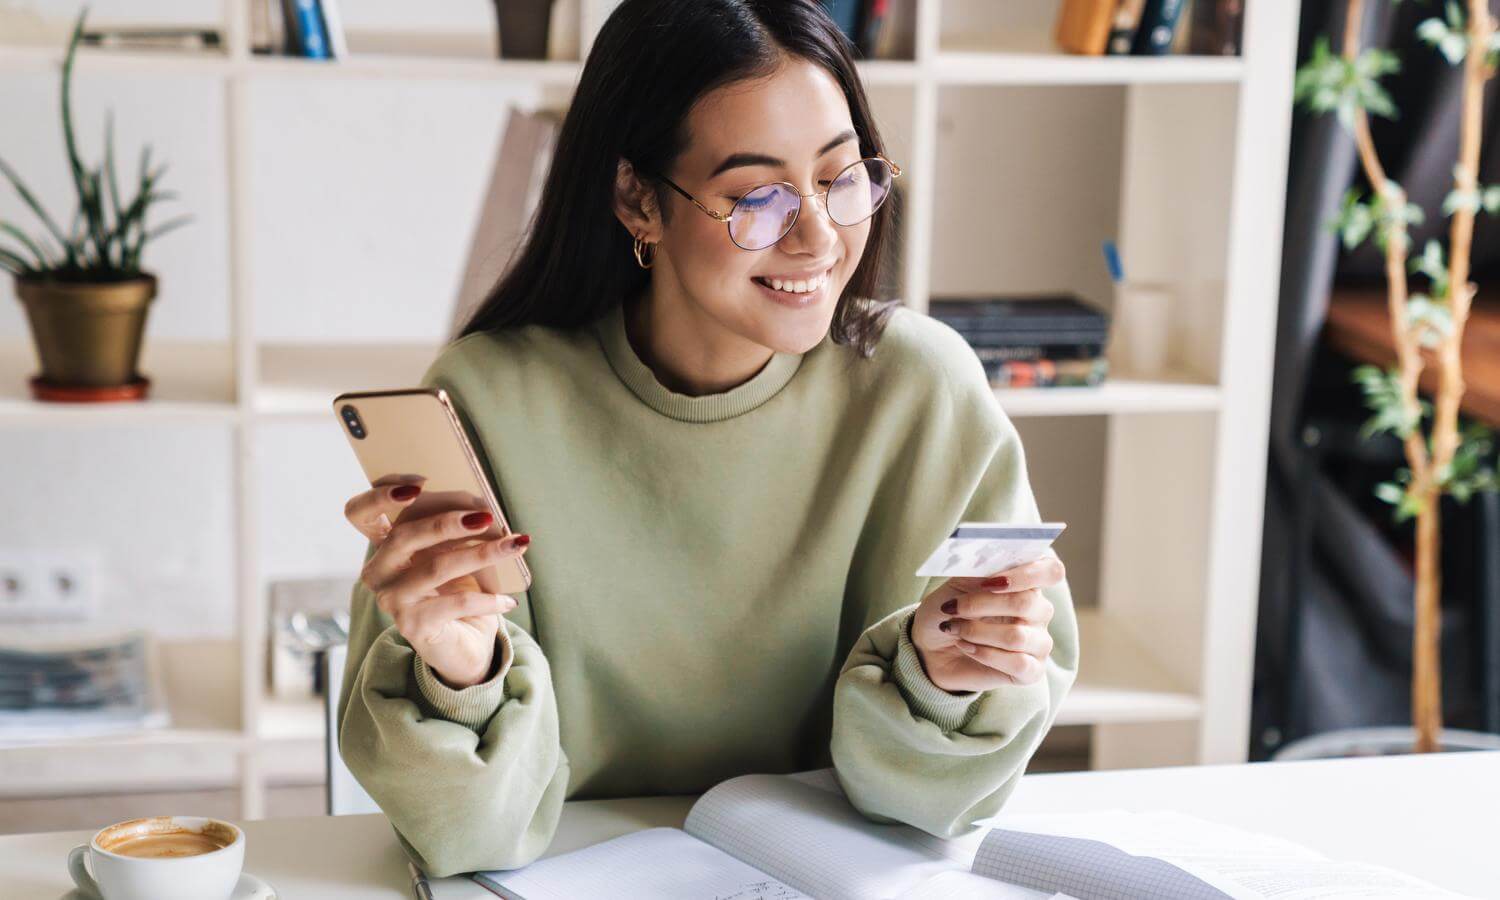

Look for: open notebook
[469,769,1473,900]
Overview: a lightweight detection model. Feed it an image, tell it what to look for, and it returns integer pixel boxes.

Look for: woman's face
[648,58,872,355]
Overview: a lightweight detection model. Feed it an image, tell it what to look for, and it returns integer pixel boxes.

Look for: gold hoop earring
[633,234,656,269]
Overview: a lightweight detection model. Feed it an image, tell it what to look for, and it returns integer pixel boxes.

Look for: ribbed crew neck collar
[593,301,807,423]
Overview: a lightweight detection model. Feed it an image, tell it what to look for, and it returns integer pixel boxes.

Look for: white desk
[5,751,1496,898]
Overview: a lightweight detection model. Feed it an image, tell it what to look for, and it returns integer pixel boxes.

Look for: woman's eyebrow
[708,128,857,178]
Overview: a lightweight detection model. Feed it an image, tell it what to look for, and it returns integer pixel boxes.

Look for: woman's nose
[782,191,839,255]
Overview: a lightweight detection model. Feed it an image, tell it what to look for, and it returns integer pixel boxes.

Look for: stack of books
[928,294,1111,389]
[0,630,170,743]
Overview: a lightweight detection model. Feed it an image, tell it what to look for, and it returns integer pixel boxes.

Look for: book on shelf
[928,294,1110,390]
[0,629,170,744]
[79,28,222,52]
[1054,0,1116,55]
[1105,0,1146,55]
[928,295,1109,334]
[820,0,900,60]
[988,357,1108,388]
[465,768,1466,900]
[1057,0,1226,57]
[1188,0,1244,55]
[1130,0,1189,55]
[268,0,345,60]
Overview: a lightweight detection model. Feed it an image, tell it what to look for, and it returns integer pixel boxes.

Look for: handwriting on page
[716,882,805,900]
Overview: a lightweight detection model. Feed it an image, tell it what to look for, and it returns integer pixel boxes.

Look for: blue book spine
[820,0,862,45]
[294,0,329,59]
[1131,0,1187,56]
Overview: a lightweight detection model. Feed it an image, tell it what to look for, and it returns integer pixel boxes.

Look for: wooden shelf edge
[994,376,1222,417]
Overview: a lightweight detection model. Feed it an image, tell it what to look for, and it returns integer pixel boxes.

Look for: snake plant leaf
[0,154,75,262]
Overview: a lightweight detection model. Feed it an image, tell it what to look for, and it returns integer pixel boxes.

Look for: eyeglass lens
[728,158,893,251]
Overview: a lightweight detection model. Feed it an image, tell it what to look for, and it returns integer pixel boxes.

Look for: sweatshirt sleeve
[828,327,1081,839]
[334,539,570,877]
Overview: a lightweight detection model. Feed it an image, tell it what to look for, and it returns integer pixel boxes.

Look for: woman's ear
[613,158,660,242]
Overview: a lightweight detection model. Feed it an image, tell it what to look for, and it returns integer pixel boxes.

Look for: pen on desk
[408,860,435,900]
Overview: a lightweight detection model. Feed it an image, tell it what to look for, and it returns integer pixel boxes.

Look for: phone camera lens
[341,405,367,440]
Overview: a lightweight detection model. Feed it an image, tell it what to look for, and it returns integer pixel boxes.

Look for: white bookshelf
[0,0,1297,817]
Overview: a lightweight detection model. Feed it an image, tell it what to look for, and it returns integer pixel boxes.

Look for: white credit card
[915,522,1067,578]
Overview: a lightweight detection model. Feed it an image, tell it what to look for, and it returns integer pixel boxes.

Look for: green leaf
[1352,365,1424,440]
[1374,481,1405,504]
[1483,186,1500,214]
[0,245,36,276]
[1396,491,1426,521]
[1406,293,1455,348]
[0,222,54,269]
[1409,239,1450,298]
[1295,38,1402,126]
[0,154,74,261]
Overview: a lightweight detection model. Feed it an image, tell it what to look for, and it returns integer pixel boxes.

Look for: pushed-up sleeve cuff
[891,610,983,733]
[411,625,515,731]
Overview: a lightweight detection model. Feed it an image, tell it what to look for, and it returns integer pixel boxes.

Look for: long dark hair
[457,0,900,357]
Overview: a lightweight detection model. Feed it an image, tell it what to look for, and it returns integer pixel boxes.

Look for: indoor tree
[1293,0,1499,752]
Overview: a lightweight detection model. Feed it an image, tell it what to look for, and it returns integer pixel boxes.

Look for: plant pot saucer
[29,373,151,403]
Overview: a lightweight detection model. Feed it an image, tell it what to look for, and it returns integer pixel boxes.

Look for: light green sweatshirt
[335,299,1080,877]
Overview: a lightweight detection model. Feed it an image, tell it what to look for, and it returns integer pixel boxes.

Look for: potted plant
[0,7,191,403]
[1280,0,1500,757]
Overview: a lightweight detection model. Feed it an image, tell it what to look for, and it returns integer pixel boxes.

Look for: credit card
[915,522,1066,578]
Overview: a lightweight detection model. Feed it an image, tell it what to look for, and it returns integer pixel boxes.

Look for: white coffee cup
[67,815,244,900]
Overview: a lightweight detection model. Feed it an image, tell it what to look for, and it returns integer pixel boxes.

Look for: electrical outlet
[0,549,98,622]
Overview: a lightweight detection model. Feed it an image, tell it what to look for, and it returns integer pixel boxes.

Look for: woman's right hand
[344,480,531,689]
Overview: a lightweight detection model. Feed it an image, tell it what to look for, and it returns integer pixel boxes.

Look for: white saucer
[62,872,275,900]
[235,872,278,899]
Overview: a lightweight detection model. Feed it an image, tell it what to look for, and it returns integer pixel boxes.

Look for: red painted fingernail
[983,575,1010,590]
[462,511,493,529]
[391,484,421,501]
[511,533,530,547]
[938,619,954,633]
[941,599,958,615]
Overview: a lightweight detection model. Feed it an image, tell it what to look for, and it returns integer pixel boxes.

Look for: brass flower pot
[15,273,157,394]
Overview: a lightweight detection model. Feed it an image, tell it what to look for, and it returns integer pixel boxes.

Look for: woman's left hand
[910,554,1063,694]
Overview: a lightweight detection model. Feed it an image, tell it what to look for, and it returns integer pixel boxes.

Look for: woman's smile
[751,262,838,308]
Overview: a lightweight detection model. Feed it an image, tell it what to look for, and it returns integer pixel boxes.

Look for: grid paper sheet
[972,810,1478,900]
[683,773,965,900]
[471,827,808,899]
[974,828,1234,899]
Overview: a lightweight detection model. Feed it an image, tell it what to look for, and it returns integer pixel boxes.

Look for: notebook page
[774,769,991,867]
[471,827,808,900]
[893,869,1062,900]
[683,773,968,900]
[970,810,1476,900]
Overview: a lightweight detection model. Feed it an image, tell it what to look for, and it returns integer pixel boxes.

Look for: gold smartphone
[332,387,531,596]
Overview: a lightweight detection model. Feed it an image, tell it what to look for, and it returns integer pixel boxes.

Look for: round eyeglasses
[651,153,902,251]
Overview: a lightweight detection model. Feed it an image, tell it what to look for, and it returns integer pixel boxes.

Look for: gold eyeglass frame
[652,152,902,251]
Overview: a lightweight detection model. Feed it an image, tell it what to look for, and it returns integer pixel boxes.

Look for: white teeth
[762,270,829,294]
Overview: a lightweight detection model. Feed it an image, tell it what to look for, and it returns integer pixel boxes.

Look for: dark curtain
[1252,0,1500,759]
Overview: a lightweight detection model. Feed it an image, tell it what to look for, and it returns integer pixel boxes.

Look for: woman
[336,0,1079,878]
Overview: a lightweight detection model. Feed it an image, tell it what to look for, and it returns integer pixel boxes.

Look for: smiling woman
[333,0,1079,880]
